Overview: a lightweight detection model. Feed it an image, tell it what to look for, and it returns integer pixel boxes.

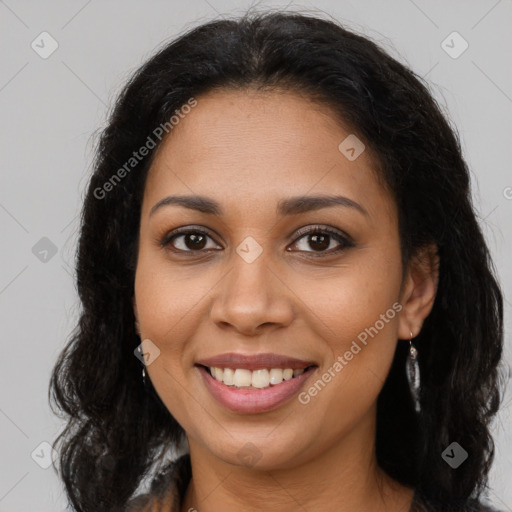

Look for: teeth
[207,366,310,388]
[223,367,235,385]
[233,369,252,387]
[269,368,283,385]
[251,369,269,388]
[213,367,224,381]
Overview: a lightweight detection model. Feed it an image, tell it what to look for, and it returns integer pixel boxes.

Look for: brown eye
[181,232,207,250]
[289,226,354,256]
[161,228,221,253]
[305,233,330,251]
[160,225,353,257]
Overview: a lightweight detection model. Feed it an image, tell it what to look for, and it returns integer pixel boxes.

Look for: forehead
[142,88,394,221]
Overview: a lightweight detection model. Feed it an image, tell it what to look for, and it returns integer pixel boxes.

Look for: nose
[209,247,294,336]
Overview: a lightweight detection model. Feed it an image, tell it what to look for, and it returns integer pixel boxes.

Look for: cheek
[292,249,402,407]
[133,253,210,426]
[294,249,402,342]
[133,248,228,409]
[134,246,213,340]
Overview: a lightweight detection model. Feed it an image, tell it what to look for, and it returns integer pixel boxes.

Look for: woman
[49,11,506,512]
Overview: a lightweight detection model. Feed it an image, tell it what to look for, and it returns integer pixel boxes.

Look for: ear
[133,296,140,336]
[397,243,439,340]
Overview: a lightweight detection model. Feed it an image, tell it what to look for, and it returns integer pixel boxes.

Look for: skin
[133,88,438,512]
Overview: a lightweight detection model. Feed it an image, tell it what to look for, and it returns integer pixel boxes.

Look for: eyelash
[160,224,354,258]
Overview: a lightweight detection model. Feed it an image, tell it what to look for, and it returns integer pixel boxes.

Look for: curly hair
[49,10,505,511]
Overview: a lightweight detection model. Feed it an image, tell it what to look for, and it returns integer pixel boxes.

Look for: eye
[161,226,221,254]
[288,225,354,256]
[160,224,354,257]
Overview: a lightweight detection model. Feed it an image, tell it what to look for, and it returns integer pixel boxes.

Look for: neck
[181,409,414,512]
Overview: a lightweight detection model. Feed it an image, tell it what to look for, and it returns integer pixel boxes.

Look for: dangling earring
[406,331,421,413]
[135,335,148,387]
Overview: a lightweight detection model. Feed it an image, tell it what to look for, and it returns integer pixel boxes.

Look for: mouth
[195,353,318,414]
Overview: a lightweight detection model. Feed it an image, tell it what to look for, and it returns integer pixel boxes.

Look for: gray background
[1,0,511,510]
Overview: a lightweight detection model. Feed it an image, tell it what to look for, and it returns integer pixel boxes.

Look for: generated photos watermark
[298,302,403,405]
[94,97,197,200]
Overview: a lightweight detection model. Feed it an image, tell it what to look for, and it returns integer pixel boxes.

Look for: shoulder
[125,453,191,512]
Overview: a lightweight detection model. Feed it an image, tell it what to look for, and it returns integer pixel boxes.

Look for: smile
[195,354,318,414]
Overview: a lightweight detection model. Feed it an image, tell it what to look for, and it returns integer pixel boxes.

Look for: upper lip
[196,352,317,370]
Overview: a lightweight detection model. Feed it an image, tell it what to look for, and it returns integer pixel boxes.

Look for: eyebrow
[149,194,368,218]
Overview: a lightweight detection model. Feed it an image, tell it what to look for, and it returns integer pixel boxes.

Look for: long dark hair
[49,10,505,511]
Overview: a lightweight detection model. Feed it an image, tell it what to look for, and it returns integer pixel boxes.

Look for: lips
[195,352,318,413]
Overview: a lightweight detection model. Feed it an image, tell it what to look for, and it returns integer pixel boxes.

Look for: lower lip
[197,365,316,414]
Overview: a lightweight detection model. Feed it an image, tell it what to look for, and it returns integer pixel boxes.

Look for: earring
[135,335,148,387]
[406,331,421,413]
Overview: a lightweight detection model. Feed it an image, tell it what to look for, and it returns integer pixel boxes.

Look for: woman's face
[133,88,423,470]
